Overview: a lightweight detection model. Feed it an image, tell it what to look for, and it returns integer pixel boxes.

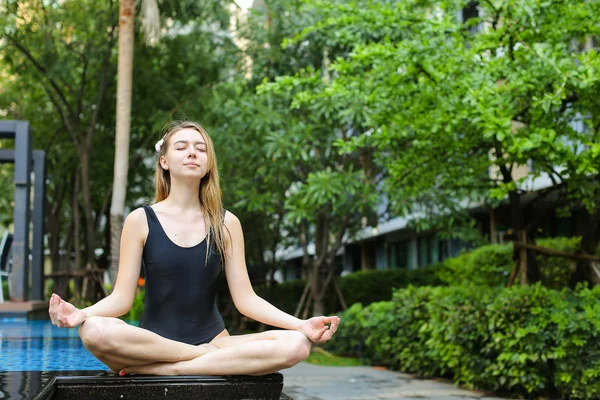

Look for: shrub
[437,237,584,288]
[551,285,600,399]
[324,302,368,358]
[338,265,443,306]
[436,244,512,287]
[537,236,580,289]
[328,284,600,399]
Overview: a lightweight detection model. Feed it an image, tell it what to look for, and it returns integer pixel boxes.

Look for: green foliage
[325,302,366,359]
[438,244,513,287]
[120,288,145,322]
[0,0,240,274]
[536,237,582,288]
[338,265,443,306]
[553,286,600,399]
[289,0,600,238]
[1,278,9,301]
[437,237,584,288]
[328,284,600,399]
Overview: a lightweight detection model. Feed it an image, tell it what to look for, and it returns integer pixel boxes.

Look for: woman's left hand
[298,316,340,344]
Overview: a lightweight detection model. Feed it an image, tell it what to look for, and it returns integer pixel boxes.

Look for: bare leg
[121,330,312,376]
[78,316,216,372]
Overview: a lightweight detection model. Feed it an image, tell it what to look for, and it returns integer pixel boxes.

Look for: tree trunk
[507,188,541,286]
[311,258,336,317]
[79,147,96,270]
[73,169,82,272]
[48,180,69,299]
[109,0,135,287]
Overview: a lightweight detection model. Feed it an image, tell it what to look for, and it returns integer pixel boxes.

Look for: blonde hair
[154,121,227,262]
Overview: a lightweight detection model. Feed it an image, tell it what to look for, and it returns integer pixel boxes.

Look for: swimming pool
[0,318,108,399]
[1,318,107,371]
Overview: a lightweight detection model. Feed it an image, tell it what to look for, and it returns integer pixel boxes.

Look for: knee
[282,331,311,368]
[78,316,118,354]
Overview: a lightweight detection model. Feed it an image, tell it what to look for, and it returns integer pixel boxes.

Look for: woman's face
[159,128,209,180]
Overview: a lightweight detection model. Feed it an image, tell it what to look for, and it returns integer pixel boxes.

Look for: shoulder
[125,207,148,225]
[123,207,150,240]
[223,209,240,228]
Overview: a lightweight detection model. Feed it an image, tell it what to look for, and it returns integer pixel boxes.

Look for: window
[388,240,409,269]
[462,2,478,23]
[461,1,481,35]
[417,236,436,267]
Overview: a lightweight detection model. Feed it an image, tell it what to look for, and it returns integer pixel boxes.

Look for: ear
[159,155,169,170]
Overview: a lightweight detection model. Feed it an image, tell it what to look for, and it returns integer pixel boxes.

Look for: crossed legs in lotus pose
[78,316,315,376]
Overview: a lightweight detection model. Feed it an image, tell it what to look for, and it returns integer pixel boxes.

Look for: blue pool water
[0,318,108,371]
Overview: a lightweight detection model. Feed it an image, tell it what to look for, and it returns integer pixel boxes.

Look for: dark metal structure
[0,120,46,301]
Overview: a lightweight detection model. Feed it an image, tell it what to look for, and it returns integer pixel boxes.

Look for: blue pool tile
[0,319,111,371]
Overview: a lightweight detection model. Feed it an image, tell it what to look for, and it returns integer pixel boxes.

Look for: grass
[305,348,363,367]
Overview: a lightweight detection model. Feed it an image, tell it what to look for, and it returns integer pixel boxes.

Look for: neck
[162,178,202,212]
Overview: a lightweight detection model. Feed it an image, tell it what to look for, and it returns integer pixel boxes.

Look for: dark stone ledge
[0,370,292,400]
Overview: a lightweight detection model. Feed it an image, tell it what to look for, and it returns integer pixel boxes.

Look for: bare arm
[82,208,146,317]
[49,208,147,327]
[223,212,303,330]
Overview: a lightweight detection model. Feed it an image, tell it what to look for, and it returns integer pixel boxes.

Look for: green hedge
[249,265,443,315]
[259,237,590,313]
[325,284,600,399]
[437,237,584,288]
[338,264,443,306]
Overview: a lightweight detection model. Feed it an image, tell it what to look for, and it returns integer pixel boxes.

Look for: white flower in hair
[155,138,164,152]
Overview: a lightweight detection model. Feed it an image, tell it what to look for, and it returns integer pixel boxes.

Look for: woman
[48,121,340,376]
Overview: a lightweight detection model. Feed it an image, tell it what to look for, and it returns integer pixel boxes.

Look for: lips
[184,163,199,167]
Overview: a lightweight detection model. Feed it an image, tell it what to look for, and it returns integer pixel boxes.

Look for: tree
[1,0,118,273]
[205,0,382,316]
[288,0,600,285]
[0,0,240,301]
[109,0,160,286]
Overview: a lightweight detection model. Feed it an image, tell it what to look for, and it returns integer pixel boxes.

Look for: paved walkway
[282,362,507,400]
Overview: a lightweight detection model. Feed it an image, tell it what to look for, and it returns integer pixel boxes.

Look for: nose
[186,145,197,157]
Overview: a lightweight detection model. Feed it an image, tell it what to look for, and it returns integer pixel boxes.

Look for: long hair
[154,121,227,262]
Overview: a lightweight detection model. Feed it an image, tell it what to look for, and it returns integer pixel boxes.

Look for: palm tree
[109,0,160,286]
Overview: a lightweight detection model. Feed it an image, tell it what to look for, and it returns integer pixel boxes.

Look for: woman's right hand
[49,293,88,328]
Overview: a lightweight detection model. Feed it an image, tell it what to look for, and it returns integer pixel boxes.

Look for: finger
[314,325,328,342]
[58,302,66,326]
[321,318,340,342]
[48,295,56,324]
[329,318,340,335]
[55,303,64,328]
[50,295,59,325]
[321,327,335,342]
[61,313,71,328]
[319,316,338,325]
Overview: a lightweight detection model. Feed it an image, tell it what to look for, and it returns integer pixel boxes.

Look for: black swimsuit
[138,206,225,345]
